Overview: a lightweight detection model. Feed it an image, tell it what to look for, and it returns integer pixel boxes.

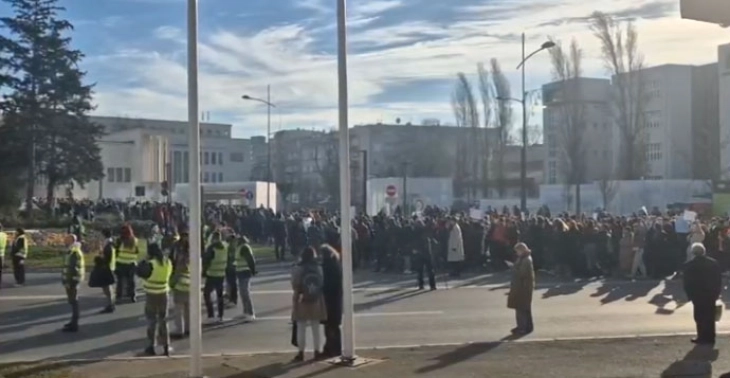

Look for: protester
[319,244,343,357]
[291,246,327,362]
[507,242,535,335]
[683,242,722,345]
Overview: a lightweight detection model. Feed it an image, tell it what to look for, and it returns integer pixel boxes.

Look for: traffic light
[161,181,169,196]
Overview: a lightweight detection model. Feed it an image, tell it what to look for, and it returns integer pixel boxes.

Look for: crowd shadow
[648,282,687,315]
[541,279,595,299]
[0,313,144,359]
[588,279,662,305]
[354,289,429,312]
[414,334,524,375]
[661,344,717,378]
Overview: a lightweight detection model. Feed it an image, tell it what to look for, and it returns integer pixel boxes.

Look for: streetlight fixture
[515,34,554,213]
[241,87,276,210]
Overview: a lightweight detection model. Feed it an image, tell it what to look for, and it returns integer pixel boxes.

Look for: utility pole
[520,32,527,213]
[361,150,367,215]
[266,84,271,210]
[402,161,409,215]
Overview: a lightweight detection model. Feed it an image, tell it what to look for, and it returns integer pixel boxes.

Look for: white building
[625,64,695,180]
[90,116,256,196]
[718,44,730,178]
[542,77,614,185]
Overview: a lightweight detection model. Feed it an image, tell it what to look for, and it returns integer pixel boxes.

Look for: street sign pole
[336,0,356,363]
[186,0,204,376]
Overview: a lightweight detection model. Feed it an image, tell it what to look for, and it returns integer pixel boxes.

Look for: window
[204,152,209,165]
[218,172,223,182]
[645,143,662,161]
[218,152,223,165]
[107,168,115,183]
[174,151,182,184]
[203,172,209,183]
[548,161,557,184]
[211,172,217,183]
[183,152,190,183]
[115,168,123,183]
[211,152,217,165]
[124,168,131,183]
[230,152,244,162]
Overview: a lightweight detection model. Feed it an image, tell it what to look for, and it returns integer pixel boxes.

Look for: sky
[1,0,729,138]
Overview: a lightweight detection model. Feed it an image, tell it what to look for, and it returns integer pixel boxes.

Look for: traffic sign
[386,185,397,197]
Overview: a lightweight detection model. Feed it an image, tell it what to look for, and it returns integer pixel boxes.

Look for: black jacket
[683,254,722,303]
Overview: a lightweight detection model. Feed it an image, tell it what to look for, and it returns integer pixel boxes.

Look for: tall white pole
[336,0,355,361]
[186,0,203,376]
[266,84,271,210]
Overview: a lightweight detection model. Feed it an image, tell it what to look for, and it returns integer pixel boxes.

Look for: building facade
[542,77,614,185]
[718,43,730,179]
[692,62,720,180]
[91,116,254,191]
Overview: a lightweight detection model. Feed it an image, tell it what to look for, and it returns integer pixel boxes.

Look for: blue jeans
[237,273,255,316]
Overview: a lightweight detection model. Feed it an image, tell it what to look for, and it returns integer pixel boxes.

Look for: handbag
[291,322,298,347]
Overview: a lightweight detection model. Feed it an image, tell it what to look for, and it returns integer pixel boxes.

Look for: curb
[3,332,717,365]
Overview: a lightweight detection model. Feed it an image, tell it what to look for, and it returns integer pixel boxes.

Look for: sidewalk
[5,335,730,378]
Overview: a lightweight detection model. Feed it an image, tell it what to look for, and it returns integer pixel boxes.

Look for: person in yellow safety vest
[141,243,173,356]
[170,230,191,340]
[98,229,117,314]
[11,228,28,286]
[202,231,229,323]
[115,224,140,303]
[61,234,85,333]
[235,235,258,321]
[224,234,239,309]
[0,223,7,289]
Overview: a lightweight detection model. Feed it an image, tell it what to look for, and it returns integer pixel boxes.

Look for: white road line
[210,311,445,322]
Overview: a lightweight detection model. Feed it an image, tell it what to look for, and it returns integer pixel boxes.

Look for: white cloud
[351,0,403,16]
[89,0,730,137]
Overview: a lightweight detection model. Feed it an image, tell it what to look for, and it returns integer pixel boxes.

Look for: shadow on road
[541,280,594,299]
[0,313,144,359]
[588,279,662,305]
[414,335,523,375]
[354,289,429,312]
[661,344,717,378]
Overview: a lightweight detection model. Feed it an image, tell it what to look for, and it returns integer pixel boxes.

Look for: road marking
[231,311,444,322]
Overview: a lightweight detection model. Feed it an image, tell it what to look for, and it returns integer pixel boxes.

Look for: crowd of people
[4,198,730,358]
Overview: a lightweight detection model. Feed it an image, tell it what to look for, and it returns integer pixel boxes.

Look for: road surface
[0,264,719,363]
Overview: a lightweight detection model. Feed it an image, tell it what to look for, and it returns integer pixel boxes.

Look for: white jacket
[447,224,465,262]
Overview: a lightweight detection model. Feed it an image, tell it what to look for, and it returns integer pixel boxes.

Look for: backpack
[299,263,323,303]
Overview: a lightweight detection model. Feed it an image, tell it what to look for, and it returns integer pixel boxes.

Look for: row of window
[107,167,132,183]
[646,143,663,161]
[203,151,225,166]
[203,172,224,183]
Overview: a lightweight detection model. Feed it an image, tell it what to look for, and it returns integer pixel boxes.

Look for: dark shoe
[163,345,173,357]
[130,297,137,303]
[99,306,115,314]
[184,331,190,337]
[143,346,156,356]
[417,286,424,290]
[292,352,304,362]
[62,324,78,333]
[691,338,715,345]
[430,286,437,291]
[314,351,326,360]
[170,333,185,340]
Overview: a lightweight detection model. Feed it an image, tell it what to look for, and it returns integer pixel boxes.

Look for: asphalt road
[0,264,723,363]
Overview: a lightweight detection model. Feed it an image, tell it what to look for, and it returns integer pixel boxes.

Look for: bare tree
[492,58,512,198]
[456,73,480,200]
[548,38,587,214]
[477,62,493,197]
[451,74,476,199]
[590,11,649,180]
[597,170,619,211]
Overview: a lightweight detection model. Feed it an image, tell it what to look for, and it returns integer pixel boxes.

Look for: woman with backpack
[291,246,328,361]
[319,244,343,357]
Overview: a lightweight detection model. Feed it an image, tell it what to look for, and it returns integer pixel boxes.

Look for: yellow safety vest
[14,234,28,258]
[117,238,139,265]
[173,263,191,293]
[206,244,228,278]
[62,246,85,285]
[144,258,172,294]
[0,232,7,258]
[105,241,117,272]
[235,244,251,272]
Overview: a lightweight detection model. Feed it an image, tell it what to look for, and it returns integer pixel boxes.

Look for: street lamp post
[242,87,276,210]
[515,33,555,212]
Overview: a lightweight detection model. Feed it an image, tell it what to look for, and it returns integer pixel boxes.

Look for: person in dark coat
[319,244,343,357]
[414,225,436,290]
[683,242,723,345]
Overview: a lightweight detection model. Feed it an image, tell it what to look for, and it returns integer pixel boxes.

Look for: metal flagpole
[336,0,355,363]
[186,0,204,376]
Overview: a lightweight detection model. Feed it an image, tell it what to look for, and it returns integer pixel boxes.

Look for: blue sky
[0,0,727,138]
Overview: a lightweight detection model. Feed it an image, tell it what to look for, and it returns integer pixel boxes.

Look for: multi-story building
[628,64,695,180]
[91,116,253,187]
[542,78,614,185]
[249,136,268,181]
[692,62,720,180]
[718,43,730,179]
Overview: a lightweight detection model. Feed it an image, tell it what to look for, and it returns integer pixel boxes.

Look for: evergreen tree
[0,0,103,214]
